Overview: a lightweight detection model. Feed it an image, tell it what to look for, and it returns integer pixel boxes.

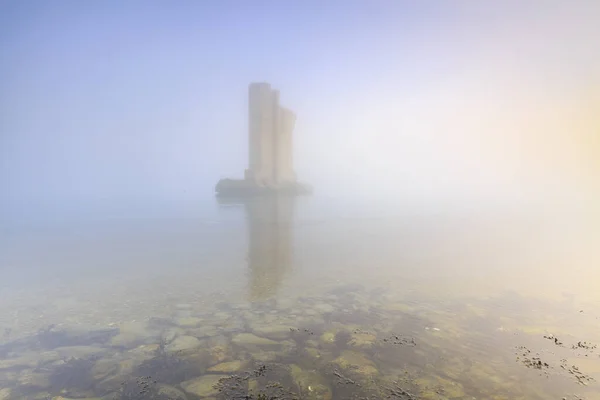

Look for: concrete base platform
[215,179,312,197]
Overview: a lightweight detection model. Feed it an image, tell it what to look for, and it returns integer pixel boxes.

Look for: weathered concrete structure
[216,83,311,196]
[244,83,296,186]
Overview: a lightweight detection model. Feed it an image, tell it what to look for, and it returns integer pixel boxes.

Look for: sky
[1,1,599,219]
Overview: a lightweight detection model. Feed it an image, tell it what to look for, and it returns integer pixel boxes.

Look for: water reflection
[217,195,295,301]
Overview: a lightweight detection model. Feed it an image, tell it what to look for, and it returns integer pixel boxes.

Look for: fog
[2,4,600,398]
[1,1,599,222]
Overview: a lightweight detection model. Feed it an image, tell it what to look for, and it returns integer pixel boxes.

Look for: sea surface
[0,196,599,400]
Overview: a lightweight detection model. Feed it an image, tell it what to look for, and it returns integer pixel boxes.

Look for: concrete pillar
[247,83,276,186]
[276,107,296,183]
[245,82,296,186]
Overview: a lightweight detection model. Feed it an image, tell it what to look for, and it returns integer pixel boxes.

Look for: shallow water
[1,196,599,400]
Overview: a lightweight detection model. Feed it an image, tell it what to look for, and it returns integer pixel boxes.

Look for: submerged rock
[349,331,377,348]
[206,336,233,364]
[305,347,324,361]
[332,350,378,377]
[232,333,281,351]
[189,325,220,338]
[207,346,229,365]
[290,364,332,400]
[157,383,189,399]
[117,321,152,340]
[175,317,202,327]
[109,332,142,348]
[54,346,105,359]
[91,358,120,381]
[252,324,294,340]
[165,335,202,354]
[207,360,246,373]
[252,351,280,363]
[416,375,465,399]
[18,370,52,389]
[129,343,161,358]
[0,351,53,370]
[314,303,335,313]
[0,388,10,400]
[161,327,183,344]
[181,374,223,397]
[319,332,336,344]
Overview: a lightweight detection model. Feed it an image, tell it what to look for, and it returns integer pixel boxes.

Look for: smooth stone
[420,390,450,400]
[314,303,335,313]
[117,359,139,375]
[30,394,53,400]
[181,375,223,397]
[0,358,31,370]
[91,359,120,381]
[218,317,246,333]
[157,384,189,400]
[252,351,279,363]
[188,325,220,338]
[305,347,322,359]
[290,364,332,400]
[206,336,232,364]
[207,360,246,373]
[118,321,149,336]
[128,343,160,358]
[0,389,10,400]
[332,350,379,376]
[176,317,202,327]
[109,332,141,348]
[161,327,183,344]
[232,333,280,350]
[319,332,336,344]
[349,332,377,348]
[252,324,294,340]
[416,376,465,399]
[165,335,202,354]
[18,370,51,389]
[248,378,258,392]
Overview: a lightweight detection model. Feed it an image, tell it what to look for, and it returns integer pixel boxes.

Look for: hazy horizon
[2,1,599,220]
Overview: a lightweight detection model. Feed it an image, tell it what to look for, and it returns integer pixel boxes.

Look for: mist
[2,1,599,222]
[2,3,600,398]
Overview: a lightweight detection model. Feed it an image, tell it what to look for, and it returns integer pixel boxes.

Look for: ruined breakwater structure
[215,83,312,196]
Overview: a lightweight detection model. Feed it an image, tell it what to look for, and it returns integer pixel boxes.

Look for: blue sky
[1,1,599,218]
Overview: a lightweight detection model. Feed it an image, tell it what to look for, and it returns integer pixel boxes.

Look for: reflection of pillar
[245,196,294,300]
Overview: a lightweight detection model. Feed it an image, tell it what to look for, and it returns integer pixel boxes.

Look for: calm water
[0,196,599,400]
